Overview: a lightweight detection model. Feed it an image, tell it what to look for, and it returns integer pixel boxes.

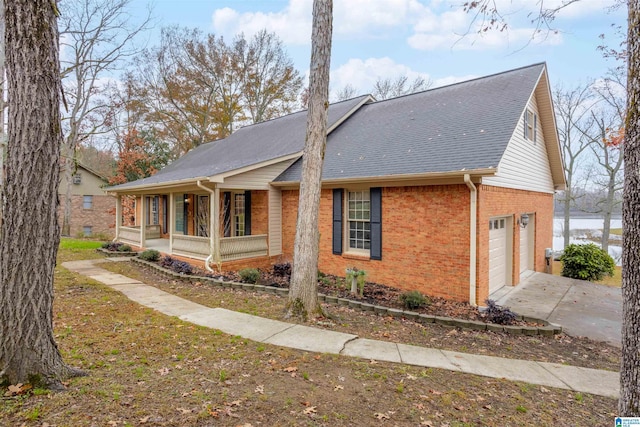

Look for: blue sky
[137,0,626,97]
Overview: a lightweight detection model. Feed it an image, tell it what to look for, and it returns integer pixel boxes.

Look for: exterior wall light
[519,213,530,228]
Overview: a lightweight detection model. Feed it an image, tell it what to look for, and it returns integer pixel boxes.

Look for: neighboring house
[107,63,565,305]
[59,164,115,238]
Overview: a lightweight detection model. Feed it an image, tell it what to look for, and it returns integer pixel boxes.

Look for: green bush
[560,243,615,281]
[400,290,430,310]
[118,244,132,252]
[239,268,260,284]
[139,249,160,262]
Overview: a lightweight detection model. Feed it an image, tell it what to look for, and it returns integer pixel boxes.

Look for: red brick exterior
[282,184,554,304]
[251,190,269,235]
[58,194,115,238]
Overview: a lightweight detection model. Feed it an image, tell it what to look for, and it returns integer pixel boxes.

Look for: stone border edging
[129,257,562,336]
[96,248,139,257]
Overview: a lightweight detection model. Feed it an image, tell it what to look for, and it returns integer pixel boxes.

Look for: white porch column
[140,196,146,248]
[213,187,220,266]
[115,194,122,241]
[169,192,174,253]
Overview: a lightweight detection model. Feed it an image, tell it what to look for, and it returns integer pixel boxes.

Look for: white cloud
[330,57,431,97]
[211,0,312,44]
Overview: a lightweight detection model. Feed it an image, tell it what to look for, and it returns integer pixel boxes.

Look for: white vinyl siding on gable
[482,96,555,193]
[220,159,297,190]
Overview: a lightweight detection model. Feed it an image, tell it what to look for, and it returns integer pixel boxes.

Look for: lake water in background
[553,216,622,265]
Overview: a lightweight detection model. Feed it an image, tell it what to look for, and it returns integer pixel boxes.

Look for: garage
[489,217,509,294]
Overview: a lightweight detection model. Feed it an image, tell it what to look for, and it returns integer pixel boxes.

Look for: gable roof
[108,95,372,191]
[276,63,557,184]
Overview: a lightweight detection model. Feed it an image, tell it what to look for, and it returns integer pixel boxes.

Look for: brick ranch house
[59,163,115,238]
[107,63,565,305]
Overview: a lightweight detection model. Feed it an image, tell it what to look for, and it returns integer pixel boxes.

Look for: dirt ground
[0,251,620,426]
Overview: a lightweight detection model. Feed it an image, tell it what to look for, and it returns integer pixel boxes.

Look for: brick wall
[58,194,115,238]
[251,190,269,236]
[282,184,554,304]
[282,185,473,302]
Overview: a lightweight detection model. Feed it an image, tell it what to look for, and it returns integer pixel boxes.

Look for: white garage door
[489,218,508,294]
[519,214,534,274]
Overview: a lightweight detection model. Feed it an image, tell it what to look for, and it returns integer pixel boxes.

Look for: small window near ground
[83,226,92,237]
[83,195,93,209]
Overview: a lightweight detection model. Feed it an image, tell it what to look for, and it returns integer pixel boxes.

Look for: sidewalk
[62,259,620,400]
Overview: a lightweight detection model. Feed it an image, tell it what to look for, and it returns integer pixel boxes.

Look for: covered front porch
[112,182,281,270]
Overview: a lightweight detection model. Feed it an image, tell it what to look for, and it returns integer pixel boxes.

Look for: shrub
[400,290,430,310]
[139,249,160,262]
[484,299,518,325]
[239,268,260,284]
[273,262,291,277]
[159,255,175,268]
[170,260,193,275]
[101,242,123,252]
[560,243,615,281]
[117,244,132,252]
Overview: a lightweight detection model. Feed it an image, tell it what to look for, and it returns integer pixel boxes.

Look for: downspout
[113,194,121,242]
[196,180,215,272]
[464,174,477,306]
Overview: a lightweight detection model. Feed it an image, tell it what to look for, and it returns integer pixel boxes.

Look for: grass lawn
[552,260,621,287]
[0,240,617,426]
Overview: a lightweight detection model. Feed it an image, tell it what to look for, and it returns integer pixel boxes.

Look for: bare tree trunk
[285,0,332,321]
[0,0,83,387]
[620,0,640,416]
[61,147,75,236]
[0,0,5,231]
[563,187,571,248]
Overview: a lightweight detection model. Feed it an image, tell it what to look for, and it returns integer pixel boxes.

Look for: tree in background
[334,75,431,101]
[1,0,83,387]
[57,0,151,236]
[130,27,302,155]
[553,83,598,247]
[285,0,332,320]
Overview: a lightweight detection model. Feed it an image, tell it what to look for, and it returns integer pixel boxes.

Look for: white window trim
[343,188,371,256]
[524,108,537,142]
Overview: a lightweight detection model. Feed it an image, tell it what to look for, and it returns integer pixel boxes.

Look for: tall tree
[57,0,151,236]
[0,0,5,229]
[620,0,640,414]
[285,0,333,320]
[131,27,302,155]
[554,84,597,248]
[0,0,82,387]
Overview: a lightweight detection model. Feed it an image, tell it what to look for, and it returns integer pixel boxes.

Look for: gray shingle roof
[108,95,371,190]
[275,63,545,182]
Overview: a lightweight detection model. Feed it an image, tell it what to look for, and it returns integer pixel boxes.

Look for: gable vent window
[72,174,82,184]
[524,109,537,142]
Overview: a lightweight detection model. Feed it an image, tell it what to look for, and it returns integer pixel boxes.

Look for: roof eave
[271,168,498,187]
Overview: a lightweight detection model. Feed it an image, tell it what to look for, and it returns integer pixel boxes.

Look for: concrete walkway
[496,272,622,348]
[62,259,620,400]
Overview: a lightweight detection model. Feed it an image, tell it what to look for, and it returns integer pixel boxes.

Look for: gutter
[464,174,477,306]
[196,180,216,272]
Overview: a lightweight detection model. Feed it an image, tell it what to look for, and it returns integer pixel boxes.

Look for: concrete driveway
[495,272,622,348]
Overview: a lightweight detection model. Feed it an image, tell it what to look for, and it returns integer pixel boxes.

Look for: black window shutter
[370,187,382,260]
[162,195,168,234]
[332,189,343,255]
[244,191,252,235]
[223,192,231,237]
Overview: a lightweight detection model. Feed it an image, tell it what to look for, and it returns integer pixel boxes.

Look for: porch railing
[145,224,161,239]
[119,226,141,246]
[220,234,268,262]
[172,235,210,260]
